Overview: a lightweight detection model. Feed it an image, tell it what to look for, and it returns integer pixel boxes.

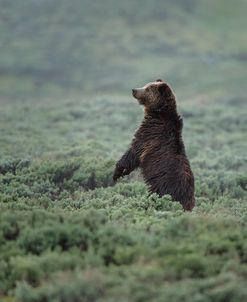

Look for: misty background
[1,0,246,99]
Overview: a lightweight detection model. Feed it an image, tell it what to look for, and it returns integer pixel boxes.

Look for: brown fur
[113,79,195,211]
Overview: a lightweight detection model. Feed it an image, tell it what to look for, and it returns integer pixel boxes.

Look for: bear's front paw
[113,165,126,182]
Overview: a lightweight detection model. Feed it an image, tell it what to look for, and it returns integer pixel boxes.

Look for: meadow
[0,0,246,301]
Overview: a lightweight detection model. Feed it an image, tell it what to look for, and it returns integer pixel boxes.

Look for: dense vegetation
[0,0,246,301]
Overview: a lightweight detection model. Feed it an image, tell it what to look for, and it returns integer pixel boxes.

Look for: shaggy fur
[113,79,195,211]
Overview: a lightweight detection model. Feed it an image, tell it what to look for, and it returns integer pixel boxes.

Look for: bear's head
[132,79,176,113]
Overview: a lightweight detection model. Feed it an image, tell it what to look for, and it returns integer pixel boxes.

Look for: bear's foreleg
[113,148,140,181]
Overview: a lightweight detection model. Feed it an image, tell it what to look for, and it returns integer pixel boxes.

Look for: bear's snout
[132,87,144,100]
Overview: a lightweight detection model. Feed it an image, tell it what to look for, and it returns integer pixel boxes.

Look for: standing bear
[113,79,195,211]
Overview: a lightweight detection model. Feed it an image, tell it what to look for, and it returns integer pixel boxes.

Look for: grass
[0,92,246,301]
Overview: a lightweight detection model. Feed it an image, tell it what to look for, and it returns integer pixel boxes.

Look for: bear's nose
[132,89,137,96]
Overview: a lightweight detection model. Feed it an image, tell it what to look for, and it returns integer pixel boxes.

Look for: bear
[113,79,195,211]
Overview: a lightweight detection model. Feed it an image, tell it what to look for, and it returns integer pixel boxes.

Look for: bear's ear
[156,79,163,82]
[158,82,169,97]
